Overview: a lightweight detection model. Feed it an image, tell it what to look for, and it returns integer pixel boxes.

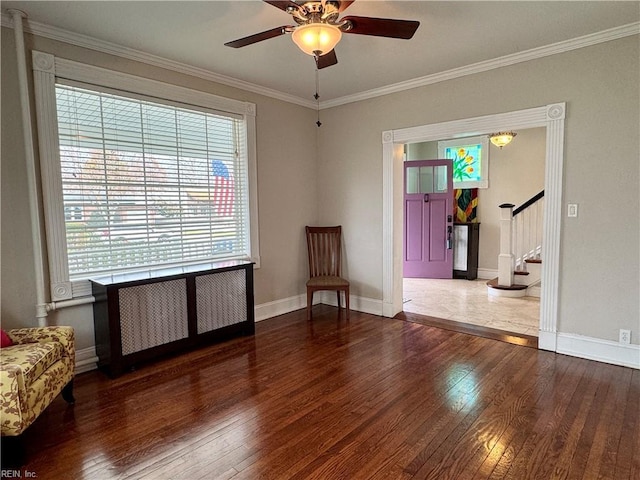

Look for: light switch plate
[568,204,578,217]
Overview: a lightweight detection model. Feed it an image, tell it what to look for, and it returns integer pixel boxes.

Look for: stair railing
[497,190,544,286]
[512,190,544,272]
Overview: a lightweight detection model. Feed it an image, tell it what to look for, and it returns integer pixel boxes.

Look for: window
[438,135,489,189]
[57,84,247,279]
[33,51,259,300]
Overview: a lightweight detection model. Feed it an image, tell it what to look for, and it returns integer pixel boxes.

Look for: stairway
[488,258,541,298]
[487,191,544,298]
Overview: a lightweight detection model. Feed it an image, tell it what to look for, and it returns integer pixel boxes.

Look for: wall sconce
[489,131,517,149]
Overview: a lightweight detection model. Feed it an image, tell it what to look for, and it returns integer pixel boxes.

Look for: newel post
[498,203,515,287]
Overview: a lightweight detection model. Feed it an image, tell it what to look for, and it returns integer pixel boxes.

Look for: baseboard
[75,293,341,373]
[538,330,557,351]
[477,268,498,280]
[256,293,383,320]
[74,296,309,373]
[254,294,309,322]
[75,301,639,372]
[554,333,639,369]
[75,346,99,374]
[318,292,383,316]
[527,285,541,297]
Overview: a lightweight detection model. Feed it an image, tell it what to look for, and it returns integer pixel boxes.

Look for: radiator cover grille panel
[196,270,247,334]
[119,279,189,355]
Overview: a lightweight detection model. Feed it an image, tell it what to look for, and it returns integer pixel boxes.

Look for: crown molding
[320,21,640,109]
[2,13,638,111]
[0,13,316,109]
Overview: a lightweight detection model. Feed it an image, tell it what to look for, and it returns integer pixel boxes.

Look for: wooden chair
[305,226,350,320]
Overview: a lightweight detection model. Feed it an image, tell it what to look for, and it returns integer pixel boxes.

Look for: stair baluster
[498,190,544,284]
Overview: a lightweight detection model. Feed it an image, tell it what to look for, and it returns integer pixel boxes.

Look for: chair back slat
[306,226,342,278]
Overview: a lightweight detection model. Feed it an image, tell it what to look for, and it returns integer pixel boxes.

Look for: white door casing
[382,103,566,352]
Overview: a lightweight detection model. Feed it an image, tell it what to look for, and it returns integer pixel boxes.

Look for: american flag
[211,159,234,216]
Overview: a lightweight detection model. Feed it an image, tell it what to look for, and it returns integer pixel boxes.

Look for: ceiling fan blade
[224,26,292,48]
[263,1,300,12]
[341,16,420,39]
[315,49,338,69]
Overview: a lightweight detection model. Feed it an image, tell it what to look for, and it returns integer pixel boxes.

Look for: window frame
[32,51,260,301]
[437,135,489,189]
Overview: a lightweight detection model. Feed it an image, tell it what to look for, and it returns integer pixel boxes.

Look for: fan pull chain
[314,66,321,127]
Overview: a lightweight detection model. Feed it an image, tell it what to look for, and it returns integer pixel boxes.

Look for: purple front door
[403,159,454,278]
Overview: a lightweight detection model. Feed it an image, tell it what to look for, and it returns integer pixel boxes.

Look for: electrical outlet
[619,329,631,345]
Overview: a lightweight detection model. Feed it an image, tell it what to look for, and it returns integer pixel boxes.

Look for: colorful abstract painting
[454,188,478,223]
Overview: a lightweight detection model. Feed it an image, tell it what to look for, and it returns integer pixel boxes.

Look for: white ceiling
[3,1,639,105]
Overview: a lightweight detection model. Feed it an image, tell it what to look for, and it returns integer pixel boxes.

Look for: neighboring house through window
[32,51,259,301]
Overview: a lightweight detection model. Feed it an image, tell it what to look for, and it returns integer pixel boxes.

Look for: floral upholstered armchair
[0,326,76,437]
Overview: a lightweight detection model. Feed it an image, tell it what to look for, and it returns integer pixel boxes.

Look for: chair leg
[345,287,350,319]
[337,290,341,309]
[307,290,313,321]
[62,379,75,404]
[1,435,25,468]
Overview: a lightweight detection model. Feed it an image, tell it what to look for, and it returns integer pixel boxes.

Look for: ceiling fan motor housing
[290,1,341,26]
[225,0,420,70]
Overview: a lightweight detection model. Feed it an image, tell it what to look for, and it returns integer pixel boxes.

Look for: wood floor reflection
[403,278,540,336]
[18,306,638,479]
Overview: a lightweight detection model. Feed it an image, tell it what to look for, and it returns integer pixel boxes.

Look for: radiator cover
[91,261,254,377]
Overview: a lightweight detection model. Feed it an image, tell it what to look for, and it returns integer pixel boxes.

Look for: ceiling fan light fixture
[292,23,342,56]
[489,131,517,149]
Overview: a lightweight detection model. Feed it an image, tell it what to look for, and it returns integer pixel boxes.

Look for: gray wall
[318,36,639,344]
[2,26,638,351]
[1,27,319,349]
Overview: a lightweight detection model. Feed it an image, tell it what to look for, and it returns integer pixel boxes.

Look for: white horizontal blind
[55,84,249,279]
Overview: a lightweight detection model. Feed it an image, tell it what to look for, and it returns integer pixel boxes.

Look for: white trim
[527,285,541,298]
[255,292,384,321]
[255,294,308,322]
[32,51,260,301]
[79,302,640,374]
[382,103,565,353]
[0,14,315,109]
[477,268,498,280]
[75,346,99,374]
[556,333,640,370]
[319,292,384,317]
[1,13,637,109]
[52,56,255,116]
[322,22,640,108]
[538,330,557,352]
[32,52,73,301]
[487,286,526,298]
[381,133,404,318]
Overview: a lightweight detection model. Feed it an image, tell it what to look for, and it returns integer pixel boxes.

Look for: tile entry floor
[403,277,540,337]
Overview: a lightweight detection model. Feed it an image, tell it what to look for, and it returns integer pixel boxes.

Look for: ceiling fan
[224,0,420,69]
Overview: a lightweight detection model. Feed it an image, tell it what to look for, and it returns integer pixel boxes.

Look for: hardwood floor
[13,306,639,479]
